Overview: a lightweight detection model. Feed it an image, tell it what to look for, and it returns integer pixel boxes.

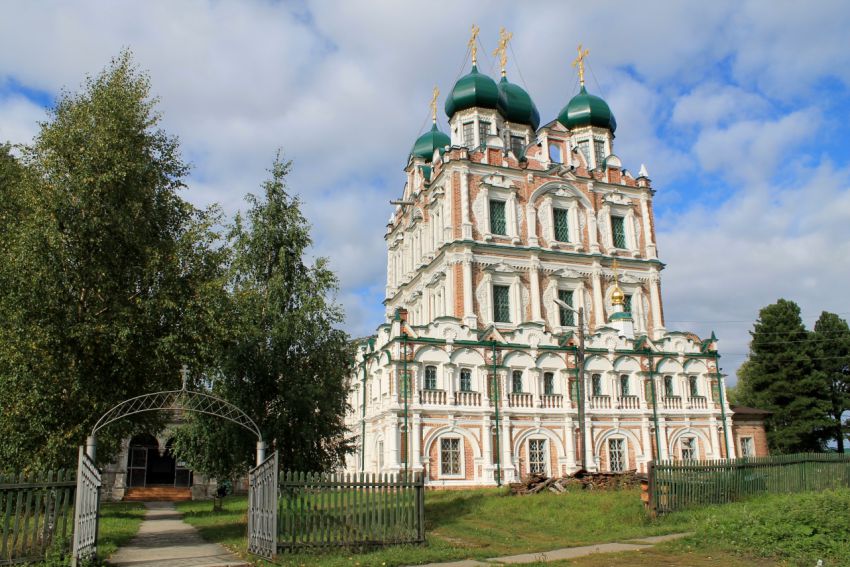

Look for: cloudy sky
[2,0,849,382]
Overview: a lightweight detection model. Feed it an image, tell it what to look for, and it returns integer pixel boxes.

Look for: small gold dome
[611,285,625,305]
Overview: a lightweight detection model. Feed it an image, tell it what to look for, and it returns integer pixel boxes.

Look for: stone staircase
[124,486,192,501]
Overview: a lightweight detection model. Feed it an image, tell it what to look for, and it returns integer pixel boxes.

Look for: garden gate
[247,451,279,559]
[70,372,265,565]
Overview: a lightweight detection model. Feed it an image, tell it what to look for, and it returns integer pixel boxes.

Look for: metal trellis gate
[248,451,279,559]
[71,447,101,566]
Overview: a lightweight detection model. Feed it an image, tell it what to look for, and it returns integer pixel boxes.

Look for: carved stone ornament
[481,173,514,189]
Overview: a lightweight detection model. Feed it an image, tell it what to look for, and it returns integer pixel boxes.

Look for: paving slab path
[108,502,248,567]
[409,532,693,566]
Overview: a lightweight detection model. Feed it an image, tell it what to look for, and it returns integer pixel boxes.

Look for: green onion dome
[557,86,616,132]
[496,76,540,130]
[444,64,499,118]
[411,122,451,162]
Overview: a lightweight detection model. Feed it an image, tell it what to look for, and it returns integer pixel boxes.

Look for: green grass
[177,488,693,566]
[97,501,146,559]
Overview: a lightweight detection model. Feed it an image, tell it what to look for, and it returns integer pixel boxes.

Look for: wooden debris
[509,470,645,495]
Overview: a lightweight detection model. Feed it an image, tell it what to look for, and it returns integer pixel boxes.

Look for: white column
[501,418,513,481]
[446,264,456,319]
[709,416,721,459]
[444,363,456,402]
[659,417,669,460]
[460,169,473,239]
[412,414,422,469]
[591,263,605,328]
[529,257,542,323]
[507,192,519,243]
[387,418,399,470]
[648,268,665,339]
[527,204,538,247]
[640,193,657,259]
[565,418,576,469]
[482,416,493,475]
[462,254,476,327]
[641,417,652,470]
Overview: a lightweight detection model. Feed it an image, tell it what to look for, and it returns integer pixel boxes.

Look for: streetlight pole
[554,298,587,470]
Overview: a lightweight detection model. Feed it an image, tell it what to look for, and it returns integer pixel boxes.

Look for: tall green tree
[0,53,225,470]
[173,156,352,479]
[811,312,850,452]
[737,299,830,453]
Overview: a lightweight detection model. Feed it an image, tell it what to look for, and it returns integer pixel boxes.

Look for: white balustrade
[663,396,683,410]
[508,393,534,408]
[420,389,447,405]
[617,395,640,410]
[539,394,564,409]
[589,395,612,409]
[454,391,482,406]
[688,396,708,409]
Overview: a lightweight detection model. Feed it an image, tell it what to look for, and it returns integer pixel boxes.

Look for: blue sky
[2,0,849,381]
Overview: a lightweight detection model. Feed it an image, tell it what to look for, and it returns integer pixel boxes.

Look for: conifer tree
[811,312,850,452]
[737,299,830,453]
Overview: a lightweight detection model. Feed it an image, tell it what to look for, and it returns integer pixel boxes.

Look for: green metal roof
[497,76,540,130]
[557,86,617,132]
[610,311,632,321]
[411,123,450,162]
[444,64,499,118]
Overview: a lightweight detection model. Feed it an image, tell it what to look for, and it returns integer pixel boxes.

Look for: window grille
[594,139,606,166]
[554,208,570,242]
[529,439,547,474]
[425,366,437,390]
[620,374,630,396]
[577,140,590,165]
[544,372,555,395]
[440,438,461,475]
[512,370,523,393]
[479,121,491,145]
[608,438,625,472]
[460,368,472,392]
[623,294,632,313]
[462,122,474,147]
[681,437,696,461]
[592,374,602,397]
[611,215,627,249]
[558,289,575,326]
[490,200,507,235]
[493,285,511,323]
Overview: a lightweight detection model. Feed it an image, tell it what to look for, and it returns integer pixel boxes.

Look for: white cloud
[0,95,46,145]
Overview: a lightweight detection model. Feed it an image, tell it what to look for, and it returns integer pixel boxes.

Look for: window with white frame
[608,438,625,472]
[440,438,462,475]
[511,370,523,393]
[558,289,575,326]
[493,284,511,323]
[543,372,555,395]
[460,368,472,392]
[489,200,507,235]
[593,138,606,166]
[740,437,754,458]
[424,365,437,390]
[592,373,603,396]
[681,437,696,461]
[548,143,562,163]
[462,122,474,147]
[529,439,547,474]
[619,374,630,396]
[576,139,590,166]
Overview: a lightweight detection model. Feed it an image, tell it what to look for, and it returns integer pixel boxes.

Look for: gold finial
[492,27,513,77]
[430,86,439,123]
[611,259,625,305]
[468,24,480,66]
[572,43,590,87]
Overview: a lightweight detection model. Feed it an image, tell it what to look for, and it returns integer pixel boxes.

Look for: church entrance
[127,433,193,487]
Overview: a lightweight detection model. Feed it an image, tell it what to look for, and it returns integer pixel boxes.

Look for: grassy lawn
[177,488,850,567]
[97,501,146,559]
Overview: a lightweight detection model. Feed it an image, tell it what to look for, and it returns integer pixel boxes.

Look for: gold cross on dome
[612,258,620,282]
[468,24,480,65]
[492,27,513,76]
[430,86,439,123]
[572,43,590,87]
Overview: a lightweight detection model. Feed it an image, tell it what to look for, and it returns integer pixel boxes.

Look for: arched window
[664,375,675,397]
[619,374,630,396]
[608,438,626,472]
[528,439,547,474]
[688,375,699,397]
[424,366,437,390]
[460,369,472,392]
[511,370,523,394]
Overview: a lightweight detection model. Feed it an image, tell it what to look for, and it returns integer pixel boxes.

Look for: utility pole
[492,340,501,487]
[555,298,587,470]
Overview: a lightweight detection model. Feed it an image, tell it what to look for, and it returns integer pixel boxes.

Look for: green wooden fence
[0,470,76,565]
[278,471,424,552]
[648,453,850,514]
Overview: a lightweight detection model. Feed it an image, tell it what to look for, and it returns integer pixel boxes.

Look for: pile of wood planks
[509,470,645,495]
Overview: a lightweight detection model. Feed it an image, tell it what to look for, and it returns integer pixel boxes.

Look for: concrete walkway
[108,502,248,567]
[409,532,693,566]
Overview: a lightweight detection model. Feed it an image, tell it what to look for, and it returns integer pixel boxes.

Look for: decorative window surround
[481,263,523,327]
[479,179,520,244]
[608,437,626,472]
[439,437,464,477]
[528,438,548,475]
[600,194,639,256]
[544,269,587,333]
